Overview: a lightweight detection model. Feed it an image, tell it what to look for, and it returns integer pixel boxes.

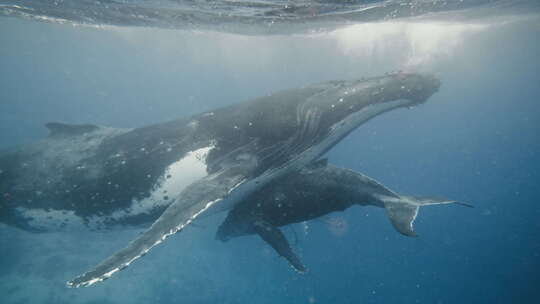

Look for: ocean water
[1,1,539,303]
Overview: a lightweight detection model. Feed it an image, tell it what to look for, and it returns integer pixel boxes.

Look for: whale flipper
[253,219,306,273]
[383,196,471,237]
[67,168,250,288]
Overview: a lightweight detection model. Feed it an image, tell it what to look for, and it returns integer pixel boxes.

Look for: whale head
[202,72,440,174]
[201,72,442,176]
[280,72,441,159]
[301,72,440,129]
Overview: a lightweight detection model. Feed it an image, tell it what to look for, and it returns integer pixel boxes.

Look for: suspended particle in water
[302,221,310,236]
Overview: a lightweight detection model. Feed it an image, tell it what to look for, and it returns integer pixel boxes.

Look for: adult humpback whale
[0,73,441,287]
[217,162,472,272]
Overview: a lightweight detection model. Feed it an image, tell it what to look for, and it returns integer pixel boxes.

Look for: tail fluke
[380,195,472,237]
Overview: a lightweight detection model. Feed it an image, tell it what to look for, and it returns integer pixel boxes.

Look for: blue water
[1,2,540,303]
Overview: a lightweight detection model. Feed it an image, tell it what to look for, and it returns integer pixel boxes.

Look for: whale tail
[380,195,473,237]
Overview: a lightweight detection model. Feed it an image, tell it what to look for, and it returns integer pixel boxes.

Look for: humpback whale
[0,73,441,287]
[216,162,472,272]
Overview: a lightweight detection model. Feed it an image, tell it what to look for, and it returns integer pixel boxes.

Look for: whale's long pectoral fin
[67,168,250,288]
[382,196,472,237]
[253,220,306,273]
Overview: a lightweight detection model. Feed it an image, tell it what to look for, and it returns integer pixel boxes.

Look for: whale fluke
[382,196,471,237]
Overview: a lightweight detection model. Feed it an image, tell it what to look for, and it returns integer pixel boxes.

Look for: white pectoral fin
[67,172,247,288]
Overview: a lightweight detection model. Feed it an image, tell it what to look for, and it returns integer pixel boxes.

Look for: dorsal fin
[45,122,99,137]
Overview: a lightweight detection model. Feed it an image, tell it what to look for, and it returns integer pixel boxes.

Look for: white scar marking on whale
[14,208,87,230]
[15,146,214,231]
[108,145,214,221]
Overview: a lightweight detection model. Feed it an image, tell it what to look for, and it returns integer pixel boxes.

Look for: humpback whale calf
[0,73,441,287]
[217,162,472,272]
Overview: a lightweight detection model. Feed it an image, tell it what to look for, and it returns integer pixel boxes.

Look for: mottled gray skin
[216,163,469,272]
[0,73,441,287]
[0,73,439,232]
[217,163,391,239]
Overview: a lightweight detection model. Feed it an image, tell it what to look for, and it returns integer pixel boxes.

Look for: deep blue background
[0,13,539,304]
